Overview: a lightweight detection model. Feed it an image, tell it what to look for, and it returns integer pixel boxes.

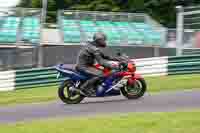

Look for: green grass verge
[146,74,200,92]
[0,111,200,133]
[0,74,199,106]
[0,86,58,106]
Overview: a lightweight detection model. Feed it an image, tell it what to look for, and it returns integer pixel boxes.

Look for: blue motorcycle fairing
[95,72,122,97]
[55,64,122,97]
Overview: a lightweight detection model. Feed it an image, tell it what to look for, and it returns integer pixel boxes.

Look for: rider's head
[93,32,107,48]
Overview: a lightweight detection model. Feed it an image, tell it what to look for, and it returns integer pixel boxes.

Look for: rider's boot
[79,77,101,96]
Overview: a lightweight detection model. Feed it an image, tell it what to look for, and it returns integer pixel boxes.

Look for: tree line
[18,0,200,27]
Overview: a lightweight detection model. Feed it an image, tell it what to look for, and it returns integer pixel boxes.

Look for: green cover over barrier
[167,55,200,75]
[15,67,62,89]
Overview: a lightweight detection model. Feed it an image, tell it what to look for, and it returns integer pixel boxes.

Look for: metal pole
[57,10,64,44]
[176,6,184,56]
[42,0,47,23]
[16,8,24,45]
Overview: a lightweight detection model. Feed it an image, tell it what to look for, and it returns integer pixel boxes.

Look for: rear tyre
[58,80,85,104]
[121,78,146,99]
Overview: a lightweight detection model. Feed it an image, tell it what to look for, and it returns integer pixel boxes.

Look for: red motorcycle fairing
[94,61,144,86]
[133,73,143,80]
[127,73,143,85]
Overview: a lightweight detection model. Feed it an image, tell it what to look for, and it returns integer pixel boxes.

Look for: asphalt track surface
[0,90,200,124]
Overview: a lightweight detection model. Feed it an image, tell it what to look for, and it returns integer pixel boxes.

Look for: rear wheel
[121,78,146,99]
[58,80,85,104]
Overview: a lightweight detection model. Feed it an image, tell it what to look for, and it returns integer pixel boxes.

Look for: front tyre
[58,80,85,104]
[121,78,146,99]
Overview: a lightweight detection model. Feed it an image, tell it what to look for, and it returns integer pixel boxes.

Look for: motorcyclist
[75,32,120,96]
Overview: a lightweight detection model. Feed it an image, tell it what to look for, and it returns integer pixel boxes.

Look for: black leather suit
[75,41,119,93]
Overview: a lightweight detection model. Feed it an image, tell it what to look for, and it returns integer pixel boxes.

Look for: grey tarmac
[0,89,200,124]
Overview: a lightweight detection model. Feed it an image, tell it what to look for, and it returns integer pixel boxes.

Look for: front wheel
[121,78,147,99]
[58,80,85,104]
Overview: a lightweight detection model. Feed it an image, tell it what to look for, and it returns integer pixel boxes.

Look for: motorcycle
[55,52,147,104]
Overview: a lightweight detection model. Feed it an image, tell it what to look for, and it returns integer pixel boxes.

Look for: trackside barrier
[15,67,62,90]
[0,71,15,91]
[0,55,200,91]
[167,55,200,75]
[134,56,168,76]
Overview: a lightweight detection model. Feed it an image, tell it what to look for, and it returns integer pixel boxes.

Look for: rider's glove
[118,62,127,71]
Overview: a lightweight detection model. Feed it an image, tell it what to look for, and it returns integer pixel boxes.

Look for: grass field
[0,74,199,106]
[0,111,200,133]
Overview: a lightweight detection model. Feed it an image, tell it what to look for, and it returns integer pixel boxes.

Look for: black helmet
[93,32,107,47]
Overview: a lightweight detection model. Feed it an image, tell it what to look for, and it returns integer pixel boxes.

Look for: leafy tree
[17,0,32,7]
[18,0,200,27]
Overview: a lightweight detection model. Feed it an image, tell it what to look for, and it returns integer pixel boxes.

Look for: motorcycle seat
[60,64,76,71]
